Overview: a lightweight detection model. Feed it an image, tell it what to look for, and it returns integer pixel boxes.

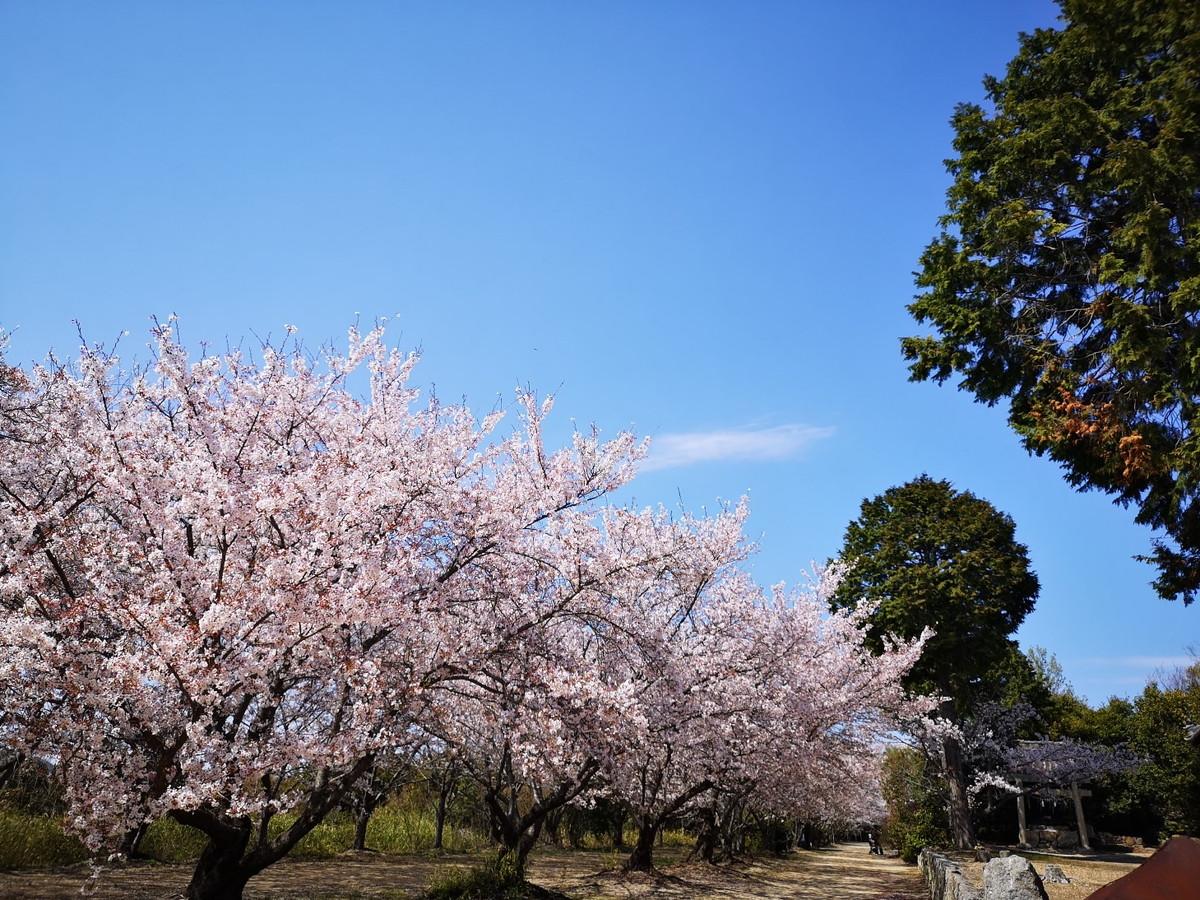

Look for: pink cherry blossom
[0,323,930,895]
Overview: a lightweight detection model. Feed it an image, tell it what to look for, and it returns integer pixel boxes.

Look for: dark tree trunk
[942,732,974,850]
[611,808,626,850]
[691,805,718,863]
[625,779,714,872]
[624,821,659,872]
[118,822,150,860]
[174,755,375,900]
[492,817,543,880]
[479,756,600,881]
[352,805,372,851]
[184,829,251,900]
[566,809,585,848]
[513,822,543,875]
[430,764,458,852]
[543,808,563,846]
[717,802,735,858]
[433,785,449,850]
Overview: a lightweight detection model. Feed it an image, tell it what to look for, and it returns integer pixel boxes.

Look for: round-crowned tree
[830,475,1039,848]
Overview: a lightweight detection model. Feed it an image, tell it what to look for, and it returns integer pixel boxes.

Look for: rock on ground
[982,854,1049,900]
[1041,863,1069,884]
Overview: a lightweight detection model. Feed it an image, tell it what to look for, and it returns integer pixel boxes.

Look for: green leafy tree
[880,747,948,863]
[1023,646,1098,739]
[1026,646,1069,696]
[1091,661,1200,841]
[1121,679,1200,839]
[988,645,1054,722]
[1036,656,1200,842]
[832,475,1040,848]
[902,0,1200,603]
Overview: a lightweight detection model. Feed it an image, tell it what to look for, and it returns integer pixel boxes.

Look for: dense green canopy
[903,0,1200,602]
[831,475,1040,716]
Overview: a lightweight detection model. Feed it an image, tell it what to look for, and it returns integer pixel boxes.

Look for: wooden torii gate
[1010,740,1096,851]
[1014,777,1092,850]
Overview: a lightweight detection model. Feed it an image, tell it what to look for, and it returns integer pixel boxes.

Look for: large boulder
[1083,836,1200,900]
[983,854,1049,900]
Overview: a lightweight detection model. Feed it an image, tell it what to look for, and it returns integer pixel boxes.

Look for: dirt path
[559,843,926,899]
[0,842,924,899]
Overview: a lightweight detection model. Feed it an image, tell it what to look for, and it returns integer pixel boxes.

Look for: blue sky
[2,0,1195,704]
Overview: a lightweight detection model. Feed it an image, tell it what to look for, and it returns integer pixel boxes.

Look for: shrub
[423,855,525,900]
[0,811,88,868]
[744,819,793,857]
[136,817,209,862]
[658,827,693,848]
[881,747,948,863]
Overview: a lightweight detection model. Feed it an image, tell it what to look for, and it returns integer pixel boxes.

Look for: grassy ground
[0,807,699,871]
[0,806,495,870]
[0,843,926,899]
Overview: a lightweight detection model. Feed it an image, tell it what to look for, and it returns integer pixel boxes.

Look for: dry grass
[952,849,1145,900]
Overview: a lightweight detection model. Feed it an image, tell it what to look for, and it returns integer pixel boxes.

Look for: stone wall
[917,849,1049,900]
[917,849,981,900]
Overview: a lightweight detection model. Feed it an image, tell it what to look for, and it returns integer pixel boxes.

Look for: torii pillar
[1070,781,1091,850]
[1016,778,1028,848]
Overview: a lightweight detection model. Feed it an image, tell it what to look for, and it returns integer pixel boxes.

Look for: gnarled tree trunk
[625,820,659,872]
[691,805,717,863]
[182,821,252,900]
[481,753,601,881]
[942,732,974,849]
[624,780,713,872]
[174,755,374,900]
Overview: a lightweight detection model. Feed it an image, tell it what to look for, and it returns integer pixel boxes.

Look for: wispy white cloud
[641,424,834,473]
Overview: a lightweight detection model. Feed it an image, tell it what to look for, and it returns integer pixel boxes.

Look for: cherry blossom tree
[604,566,931,871]
[425,502,754,874]
[344,738,428,853]
[0,323,642,900]
[0,321,935,897]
